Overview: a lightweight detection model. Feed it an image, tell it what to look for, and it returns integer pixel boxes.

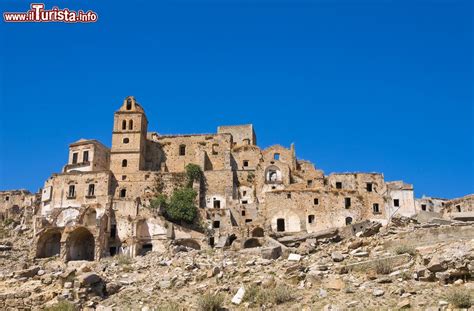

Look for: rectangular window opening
[83,150,89,163]
[394,199,400,207]
[373,203,380,214]
[345,197,351,209]
[336,182,342,189]
[314,198,319,205]
[366,183,373,192]
[308,215,315,224]
[72,152,78,164]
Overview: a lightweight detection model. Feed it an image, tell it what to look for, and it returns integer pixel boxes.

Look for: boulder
[331,251,344,262]
[231,287,245,305]
[261,245,282,260]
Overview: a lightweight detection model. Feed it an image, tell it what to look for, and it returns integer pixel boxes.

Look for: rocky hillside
[0,218,473,310]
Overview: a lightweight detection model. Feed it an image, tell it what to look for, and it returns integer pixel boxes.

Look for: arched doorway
[243,238,262,248]
[36,230,61,258]
[175,239,201,250]
[252,227,264,237]
[67,227,95,261]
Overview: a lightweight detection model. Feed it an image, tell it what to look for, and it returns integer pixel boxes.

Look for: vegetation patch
[446,288,472,308]
[197,292,224,311]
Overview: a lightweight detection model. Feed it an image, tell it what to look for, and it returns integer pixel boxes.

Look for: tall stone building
[1,96,471,261]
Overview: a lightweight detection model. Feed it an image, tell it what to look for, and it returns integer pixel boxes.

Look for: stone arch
[36,229,61,258]
[175,238,201,250]
[66,227,95,261]
[243,238,262,248]
[251,227,264,237]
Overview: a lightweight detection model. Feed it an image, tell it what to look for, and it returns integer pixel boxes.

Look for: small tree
[165,187,197,223]
[185,163,202,187]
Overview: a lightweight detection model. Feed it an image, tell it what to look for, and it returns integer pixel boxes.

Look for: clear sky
[0,0,472,199]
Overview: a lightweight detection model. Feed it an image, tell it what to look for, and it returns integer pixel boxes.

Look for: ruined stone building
[0,96,472,262]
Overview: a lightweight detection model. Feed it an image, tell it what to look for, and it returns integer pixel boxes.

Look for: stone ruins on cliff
[0,96,472,262]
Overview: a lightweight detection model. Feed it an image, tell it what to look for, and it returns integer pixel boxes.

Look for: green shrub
[394,244,416,256]
[44,301,76,311]
[197,292,224,311]
[150,193,168,210]
[185,163,203,187]
[165,187,197,223]
[446,288,472,308]
[374,259,393,275]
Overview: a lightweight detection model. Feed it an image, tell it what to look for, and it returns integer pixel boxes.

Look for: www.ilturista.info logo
[3,3,98,23]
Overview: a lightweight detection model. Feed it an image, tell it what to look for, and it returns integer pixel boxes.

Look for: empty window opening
[308,215,315,224]
[126,98,132,110]
[122,175,127,180]
[366,183,373,192]
[213,200,221,209]
[212,144,219,155]
[209,237,215,247]
[179,145,186,156]
[336,182,342,189]
[245,219,252,223]
[109,247,117,256]
[83,150,89,162]
[394,199,400,207]
[242,191,247,196]
[123,138,129,144]
[122,120,127,130]
[287,193,291,199]
[110,224,117,238]
[243,160,249,167]
[122,159,128,167]
[456,205,461,212]
[345,217,353,225]
[141,244,153,256]
[241,210,246,216]
[307,180,313,187]
[242,200,248,204]
[243,138,250,145]
[129,120,133,130]
[276,218,285,232]
[72,152,78,164]
[68,185,76,198]
[87,184,95,197]
[120,189,126,198]
[213,221,220,228]
[271,186,276,190]
[373,203,380,214]
[345,197,351,209]
[421,204,427,211]
[274,153,280,160]
[314,198,319,205]
[5,196,9,202]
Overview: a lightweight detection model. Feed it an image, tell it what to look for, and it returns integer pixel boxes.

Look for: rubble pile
[0,220,473,310]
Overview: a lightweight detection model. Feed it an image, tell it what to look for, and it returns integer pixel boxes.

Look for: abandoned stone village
[0,96,473,310]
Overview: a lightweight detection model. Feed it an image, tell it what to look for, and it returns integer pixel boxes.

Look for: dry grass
[446,288,472,308]
[374,259,393,275]
[116,254,132,266]
[197,292,224,311]
[243,284,294,306]
[156,301,185,311]
[44,301,76,311]
[394,244,416,256]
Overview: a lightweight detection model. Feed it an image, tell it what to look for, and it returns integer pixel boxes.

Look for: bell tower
[110,96,148,173]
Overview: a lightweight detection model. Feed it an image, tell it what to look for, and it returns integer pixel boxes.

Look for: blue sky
[0,0,472,198]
